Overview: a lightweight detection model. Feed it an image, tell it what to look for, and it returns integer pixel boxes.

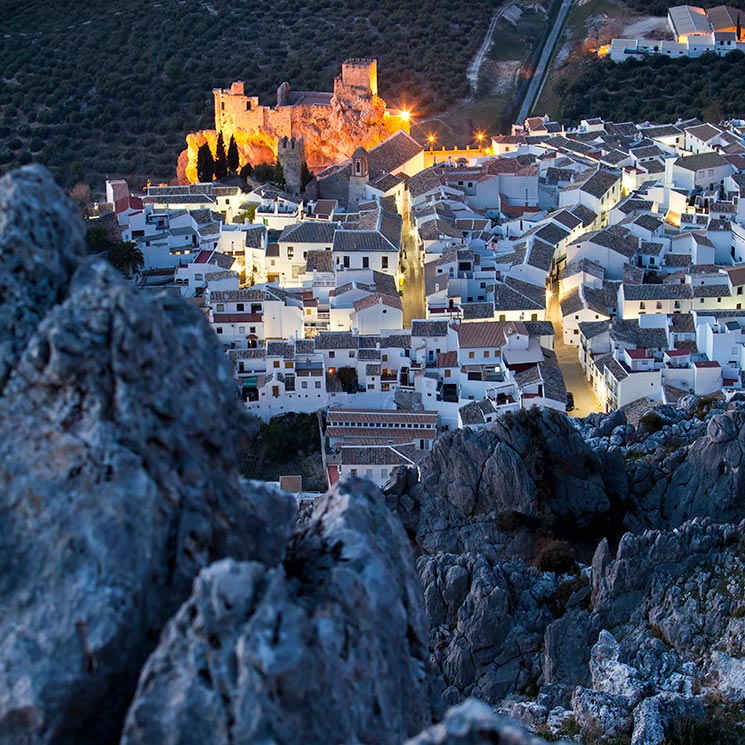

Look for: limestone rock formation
[0,165,86,388]
[418,552,590,705]
[0,167,297,744]
[388,407,615,562]
[405,698,566,745]
[122,480,432,744]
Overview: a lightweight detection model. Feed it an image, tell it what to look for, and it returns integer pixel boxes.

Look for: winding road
[466,0,519,91]
[515,0,574,124]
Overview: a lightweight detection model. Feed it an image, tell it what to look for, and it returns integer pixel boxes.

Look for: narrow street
[401,209,425,327]
[547,290,602,418]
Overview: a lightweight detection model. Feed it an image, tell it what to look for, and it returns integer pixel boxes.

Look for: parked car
[566,391,575,412]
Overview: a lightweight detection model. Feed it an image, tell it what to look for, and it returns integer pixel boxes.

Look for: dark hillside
[0,0,496,188]
[557,51,745,124]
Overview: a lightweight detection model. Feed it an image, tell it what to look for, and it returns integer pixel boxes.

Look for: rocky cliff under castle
[177,59,408,184]
[3,165,745,744]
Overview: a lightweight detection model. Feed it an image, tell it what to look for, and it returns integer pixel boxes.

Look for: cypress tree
[301,160,312,189]
[274,158,285,188]
[227,134,239,174]
[196,143,214,183]
[214,131,228,180]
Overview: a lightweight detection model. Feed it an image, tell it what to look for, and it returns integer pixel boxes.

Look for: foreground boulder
[0,168,297,744]
[0,165,85,388]
[122,480,433,744]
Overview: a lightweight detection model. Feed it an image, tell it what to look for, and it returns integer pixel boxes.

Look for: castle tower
[277,136,305,195]
[348,146,370,209]
[335,58,377,100]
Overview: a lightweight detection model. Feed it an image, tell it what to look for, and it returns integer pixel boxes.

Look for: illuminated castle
[210,59,409,170]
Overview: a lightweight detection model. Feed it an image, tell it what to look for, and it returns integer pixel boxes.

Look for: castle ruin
[178,59,409,184]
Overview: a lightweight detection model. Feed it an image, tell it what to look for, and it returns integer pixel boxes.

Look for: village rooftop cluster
[102,105,745,489]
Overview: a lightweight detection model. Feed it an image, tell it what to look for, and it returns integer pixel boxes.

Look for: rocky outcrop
[0,165,85,388]
[122,480,433,744]
[405,698,566,744]
[419,552,590,705]
[388,407,616,562]
[536,519,745,743]
[0,167,297,744]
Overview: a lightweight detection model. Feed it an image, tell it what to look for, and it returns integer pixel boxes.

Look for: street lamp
[475,131,485,153]
[427,133,436,152]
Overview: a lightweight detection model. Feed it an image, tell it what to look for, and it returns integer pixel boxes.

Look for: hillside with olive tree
[0,0,496,190]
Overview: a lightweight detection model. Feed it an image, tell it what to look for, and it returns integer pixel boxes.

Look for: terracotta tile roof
[455,320,527,348]
[412,320,449,337]
[437,350,459,367]
[279,221,336,244]
[674,152,731,172]
[623,283,692,300]
[305,249,334,273]
[580,169,620,198]
[353,293,403,312]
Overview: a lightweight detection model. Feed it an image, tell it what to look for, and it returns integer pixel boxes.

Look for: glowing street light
[400,109,411,123]
[475,131,486,152]
[427,133,436,151]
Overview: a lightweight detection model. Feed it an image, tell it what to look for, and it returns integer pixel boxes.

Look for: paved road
[547,292,602,418]
[401,210,425,327]
[515,0,574,125]
[467,0,519,91]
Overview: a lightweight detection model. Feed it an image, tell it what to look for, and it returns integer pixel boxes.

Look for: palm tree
[107,241,144,278]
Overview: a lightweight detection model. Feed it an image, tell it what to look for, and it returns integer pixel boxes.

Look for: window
[195,273,203,281]
[239,326,245,333]
[349,351,356,358]
[302,381,308,389]
[236,303,244,311]
[329,351,336,358]
[362,257,369,268]
[656,302,662,310]
[717,297,722,303]
[674,301,681,310]
[216,327,223,334]
[701,298,705,304]
[382,354,388,362]
[273,361,280,368]
[305,308,312,315]
[250,326,256,333]
[216,304,225,312]
[640,302,646,310]
[484,351,490,358]
[287,247,294,259]
[315,381,321,388]
[284,361,293,369]
[468,351,475,359]
[445,369,451,377]
[499,314,506,321]
[381,256,389,269]
[736,286,743,295]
